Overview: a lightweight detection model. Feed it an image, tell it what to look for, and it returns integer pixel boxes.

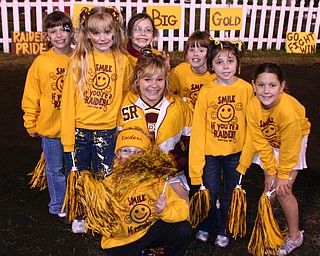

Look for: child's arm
[189,90,207,185]
[247,112,277,176]
[277,118,303,179]
[162,51,171,70]
[21,62,41,136]
[154,194,166,214]
[168,66,180,95]
[60,65,76,152]
[236,129,256,175]
[157,184,189,222]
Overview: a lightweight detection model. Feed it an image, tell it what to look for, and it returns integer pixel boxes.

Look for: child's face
[186,44,208,73]
[117,146,142,163]
[138,70,166,106]
[88,28,115,54]
[211,50,237,85]
[130,18,154,51]
[47,25,73,54]
[252,72,285,110]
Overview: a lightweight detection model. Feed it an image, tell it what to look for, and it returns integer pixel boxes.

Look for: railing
[0,0,319,53]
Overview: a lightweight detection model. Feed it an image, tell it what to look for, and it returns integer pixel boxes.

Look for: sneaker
[277,230,304,256]
[57,212,66,218]
[196,230,209,242]
[55,212,69,225]
[72,219,85,234]
[215,235,229,248]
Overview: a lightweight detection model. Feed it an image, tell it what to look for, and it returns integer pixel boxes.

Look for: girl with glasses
[126,12,170,69]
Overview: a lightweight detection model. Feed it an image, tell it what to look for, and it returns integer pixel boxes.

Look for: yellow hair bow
[209,36,223,49]
[79,7,90,26]
[106,6,120,23]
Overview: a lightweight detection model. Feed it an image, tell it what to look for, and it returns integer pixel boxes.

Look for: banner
[147,6,181,29]
[11,31,46,55]
[286,32,316,54]
[209,8,242,31]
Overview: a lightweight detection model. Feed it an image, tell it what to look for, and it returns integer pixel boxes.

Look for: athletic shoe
[215,235,229,248]
[57,212,66,218]
[195,230,209,242]
[72,219,85,234]
[277,230,304,256]
[55,212,69,225]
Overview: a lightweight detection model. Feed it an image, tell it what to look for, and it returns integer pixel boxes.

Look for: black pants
[106,220,192,256]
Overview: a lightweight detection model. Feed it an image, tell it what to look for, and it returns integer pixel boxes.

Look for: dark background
[0,57,319,255]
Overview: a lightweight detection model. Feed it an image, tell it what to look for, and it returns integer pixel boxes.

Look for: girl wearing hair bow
[60,6,132,233]
[189,40,254,247]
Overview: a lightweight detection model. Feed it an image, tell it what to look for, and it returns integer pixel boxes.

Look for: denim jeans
[74,128,116,174]
[42,137,71,215]
[198,152,241,237]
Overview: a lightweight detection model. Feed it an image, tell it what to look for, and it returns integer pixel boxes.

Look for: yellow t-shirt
[22,48,72,138]
[61,52,132,152]
[189,78,254,185]
[168,62,217,110]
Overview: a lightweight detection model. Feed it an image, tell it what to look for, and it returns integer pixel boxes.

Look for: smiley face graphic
[262,124,277,139]
[217,104,235,123]
[235,102,243,111]
[130,204,151,224]
[211,111,218,120]
[92,72,110,90]
[54,75,64,93]
[189,91,199,105]
[124,215,132,224]
[210,101,218,109]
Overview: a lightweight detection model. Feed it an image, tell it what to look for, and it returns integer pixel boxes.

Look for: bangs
[44,14,72,30]
[141,64,167,78]
[87,15,114,33]
[47,20,64,29]
[190,40,209,48]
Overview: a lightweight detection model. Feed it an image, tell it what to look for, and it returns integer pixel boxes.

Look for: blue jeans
[74,128,116,174]
[42,137,71,215]
[198,152,241,237]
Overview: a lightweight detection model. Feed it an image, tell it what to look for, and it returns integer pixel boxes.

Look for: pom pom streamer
[189,184,211,229]
[110,144,177,202]
[28,152,47,191]
[61,152,83,222]
[76,171,121,237]
[248,189,286,256]
[226,174,247,239]
[75,144,177,236]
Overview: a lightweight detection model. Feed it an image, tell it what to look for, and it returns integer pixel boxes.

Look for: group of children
[21,6,311,256]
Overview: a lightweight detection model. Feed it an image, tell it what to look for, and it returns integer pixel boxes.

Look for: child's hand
[162,51,171,70]
[264,172,276,191]
[154,194,166,214]
[29,133,39,138]
[275,178,292,197]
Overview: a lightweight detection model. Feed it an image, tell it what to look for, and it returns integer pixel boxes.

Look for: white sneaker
[72,219,85,234]
[215,235,230,248]
[195,230,209,242]
[57,212,66,218]
[277,230,304,256]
